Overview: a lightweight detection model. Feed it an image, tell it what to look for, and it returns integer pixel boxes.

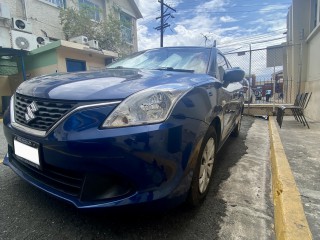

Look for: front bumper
[3,107,208,209]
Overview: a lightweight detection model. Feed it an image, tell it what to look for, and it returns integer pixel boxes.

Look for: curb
[269,116,312,239]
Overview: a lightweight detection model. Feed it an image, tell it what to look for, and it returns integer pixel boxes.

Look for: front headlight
[102,84,192,128]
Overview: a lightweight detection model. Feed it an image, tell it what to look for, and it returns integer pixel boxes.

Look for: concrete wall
[287,0,310,96]
[0,76,12,112]
[287,0,320,121]
[27,64,58,78]
[305,27,320,121]
[0,0,24,19]
[8,73,23,93]
[0,73,25,113]
[56,47,106,72]
[27,0,64,39]
[0,0,64,39]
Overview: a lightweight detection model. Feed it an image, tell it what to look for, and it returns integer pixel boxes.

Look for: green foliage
[59,6,133,57]
[59,6,97,41]
[95,14,122,52]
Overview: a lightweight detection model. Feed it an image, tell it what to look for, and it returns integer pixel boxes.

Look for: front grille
[10,153,84,197]
[15,94,76,131]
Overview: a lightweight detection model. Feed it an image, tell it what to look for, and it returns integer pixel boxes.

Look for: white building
[286,0,320,121]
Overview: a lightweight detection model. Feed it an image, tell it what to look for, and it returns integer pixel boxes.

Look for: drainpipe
[20,53,27,81]
[22,0,28,19]
[297,29,304,95]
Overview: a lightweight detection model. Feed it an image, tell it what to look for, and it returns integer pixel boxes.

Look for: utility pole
[248,44,252,115]
[155,0,176,47]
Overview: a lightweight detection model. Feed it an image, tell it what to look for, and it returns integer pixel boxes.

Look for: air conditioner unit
[0,3,11,19]
[36,36,51,46]
[69,36,88,45]
[12,18,32,33]
[11,30,38,51]
[88,39,99,49]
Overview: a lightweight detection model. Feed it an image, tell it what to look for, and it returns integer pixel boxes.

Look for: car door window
[217,54,228,81]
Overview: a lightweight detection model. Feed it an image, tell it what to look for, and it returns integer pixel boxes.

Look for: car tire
[231,115,242,137]
[187,127,217,207]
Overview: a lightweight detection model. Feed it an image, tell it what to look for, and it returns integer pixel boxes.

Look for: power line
[216,29,287,46]
[165,2,291,9]
[219,36,286,49]
[177,8,289,14]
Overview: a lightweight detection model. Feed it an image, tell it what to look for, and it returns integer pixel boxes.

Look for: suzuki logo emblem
[25,101,39,123]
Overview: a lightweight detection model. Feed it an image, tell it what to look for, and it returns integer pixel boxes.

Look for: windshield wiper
[155,67,194,73]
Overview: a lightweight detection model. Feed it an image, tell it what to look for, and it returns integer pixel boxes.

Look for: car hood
[16,69,209,101]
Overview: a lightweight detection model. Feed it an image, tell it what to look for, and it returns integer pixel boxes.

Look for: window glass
[44,0,64,7]
[120,11,133,44]
[311,0,319,31]
[217,53,228,81]
[79,0,100,22]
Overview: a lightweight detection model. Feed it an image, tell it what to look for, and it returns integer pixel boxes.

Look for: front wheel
[187,128,217,206]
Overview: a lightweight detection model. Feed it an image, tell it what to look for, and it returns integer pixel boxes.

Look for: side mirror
[223,67,245,84]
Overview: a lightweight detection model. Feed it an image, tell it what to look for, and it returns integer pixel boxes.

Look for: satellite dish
[15,20,26,30]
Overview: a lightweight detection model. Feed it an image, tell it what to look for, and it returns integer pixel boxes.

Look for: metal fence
[223,44,296,115]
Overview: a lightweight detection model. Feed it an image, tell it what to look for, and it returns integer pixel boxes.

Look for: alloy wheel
[199,137,215,193]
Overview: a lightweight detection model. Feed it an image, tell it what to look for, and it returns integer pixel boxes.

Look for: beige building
[0,0,142,50]
[0,0,142,112]
[286,0,320,121]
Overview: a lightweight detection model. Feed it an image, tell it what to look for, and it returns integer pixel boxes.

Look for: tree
[95,13,122,53]
[59,7,97,41]
[59,6,132,56]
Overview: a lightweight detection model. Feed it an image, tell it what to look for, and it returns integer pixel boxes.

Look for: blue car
[3,47,244,209]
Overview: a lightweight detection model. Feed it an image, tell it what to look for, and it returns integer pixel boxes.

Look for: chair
[276,92,312,129]
[276,93,301,127]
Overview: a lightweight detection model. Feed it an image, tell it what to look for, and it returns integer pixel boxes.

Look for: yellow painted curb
[269,116,312,240]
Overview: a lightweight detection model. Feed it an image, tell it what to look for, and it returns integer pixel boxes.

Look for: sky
[134,0,291,53]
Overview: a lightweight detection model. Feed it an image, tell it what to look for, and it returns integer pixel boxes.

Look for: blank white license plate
[14,138,40,166]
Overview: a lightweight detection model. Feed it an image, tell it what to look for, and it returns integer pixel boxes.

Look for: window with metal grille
[79,0,100,22]
[120,11,133,44]
[43,0,65,8]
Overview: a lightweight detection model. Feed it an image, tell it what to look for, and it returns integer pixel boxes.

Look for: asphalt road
[0,117,274,240]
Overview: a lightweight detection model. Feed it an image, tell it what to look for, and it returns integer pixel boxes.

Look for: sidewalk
[270,116,320,239]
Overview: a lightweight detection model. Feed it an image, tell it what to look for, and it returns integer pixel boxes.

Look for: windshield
[107,48,211,74]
